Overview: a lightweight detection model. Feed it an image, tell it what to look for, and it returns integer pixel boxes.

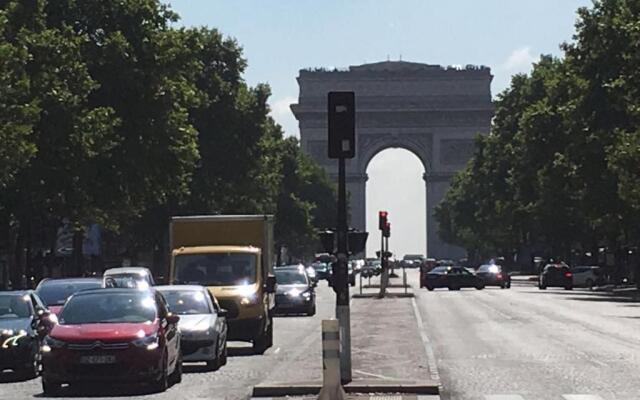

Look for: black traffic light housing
[319,229,369,256]
[328,92,356,159]
[383,221,391,238]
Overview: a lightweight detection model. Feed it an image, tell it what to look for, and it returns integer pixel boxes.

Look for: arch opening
[365,148,427,258]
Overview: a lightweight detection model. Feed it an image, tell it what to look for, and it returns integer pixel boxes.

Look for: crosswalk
[255,394,610,400]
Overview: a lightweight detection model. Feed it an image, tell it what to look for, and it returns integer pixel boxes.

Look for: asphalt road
[0,282,337,400]
[413,271,640,400]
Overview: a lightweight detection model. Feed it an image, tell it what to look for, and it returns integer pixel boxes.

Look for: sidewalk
[252,275,439,398]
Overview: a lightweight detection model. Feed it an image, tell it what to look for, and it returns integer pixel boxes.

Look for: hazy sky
[167,0,591,257]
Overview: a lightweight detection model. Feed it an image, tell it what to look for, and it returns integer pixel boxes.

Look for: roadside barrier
[318,319,346,400]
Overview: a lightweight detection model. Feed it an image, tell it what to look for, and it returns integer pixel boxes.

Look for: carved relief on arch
[357,132,433,172]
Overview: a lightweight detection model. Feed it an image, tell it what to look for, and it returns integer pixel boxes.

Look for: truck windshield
[174,252,257,286]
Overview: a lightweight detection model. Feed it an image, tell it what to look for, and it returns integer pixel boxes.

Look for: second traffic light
[383,221,391,238]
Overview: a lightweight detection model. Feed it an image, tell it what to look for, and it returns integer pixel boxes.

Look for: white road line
[411,297,440,383]
[273,347,281,354]
[484,395,526,400]
[562,395,605,400]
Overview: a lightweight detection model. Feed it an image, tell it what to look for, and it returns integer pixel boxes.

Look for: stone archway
[291,61,493,259]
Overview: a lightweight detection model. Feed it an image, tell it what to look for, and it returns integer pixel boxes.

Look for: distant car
[35,277,102,315]
[41,288,181,395]
[0,290,56,378]
[361,260,382,278]
[539,263,573,290]
[274,266,316,316]
[475,264,511,289]
[312,262,330,280]
[103,266,155,289]
[571,266,604,288]
[423,266,485,291]
[156,285,228,371]
[402,254,425,268]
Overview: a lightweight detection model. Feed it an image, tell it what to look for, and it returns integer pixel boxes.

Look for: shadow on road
[0,371,33,384]
[227,346,255,357]
[33,382,162,398]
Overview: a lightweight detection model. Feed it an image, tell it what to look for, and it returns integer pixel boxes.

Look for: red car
[35,277,102,315]
[41,288,182,395]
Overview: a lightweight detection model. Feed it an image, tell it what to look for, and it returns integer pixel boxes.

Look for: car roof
[71,288,155,297]
[37,277,102,286]
[103,267,151,275]
[0,290,33,295]
[154,285,206,292]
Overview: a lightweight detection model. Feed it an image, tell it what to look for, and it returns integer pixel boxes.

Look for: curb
[252,381,440,397]
[352,292,414,299]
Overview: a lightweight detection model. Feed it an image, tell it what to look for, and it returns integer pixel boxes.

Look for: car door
[460,268,476,287]
[206,290,225,349]
[156,293,179,370]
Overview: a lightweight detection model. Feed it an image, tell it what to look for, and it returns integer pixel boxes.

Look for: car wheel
[220,339,228,366]
[152,352,169,393]
[170,351,183,385]
[565,286,573,290]
[447,285,460,291]
[253,320,272,355]
[506,281,511,289]
[426,285,434,291]
[206,340,221,371]
[539,284,547,290]
[585,278,594,288]
[42,377,61,396]
[307,303,316,316]
[475,284,485,290]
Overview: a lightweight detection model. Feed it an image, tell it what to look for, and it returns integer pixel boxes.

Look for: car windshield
[36,280,102,306]
[175,252,257,286]
[59,292,157,324]
[159,290,211,315]
[104,273,150,289]
[275,270,308,285]
[429,267,448,274]
[478,265,500,273]
[0,294,32,319]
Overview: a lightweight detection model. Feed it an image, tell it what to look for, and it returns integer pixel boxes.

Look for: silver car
[156,285,228,370]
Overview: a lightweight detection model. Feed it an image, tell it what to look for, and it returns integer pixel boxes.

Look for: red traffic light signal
[378,211,388,230]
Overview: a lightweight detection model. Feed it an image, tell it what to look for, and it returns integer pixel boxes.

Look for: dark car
[41,288,181,395]
[0,290,56,378]
[312,262,330,280]
[157,285,228,371]
[274,266,316,316]
[539,263,573,290]
[35,277,102,316]
[423,266,485,291]
[476,264,511,289]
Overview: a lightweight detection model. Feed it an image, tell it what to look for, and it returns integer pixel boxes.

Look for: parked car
[274,266,316,316]
[402,254,425,268]
[35,277,102,315]
[41,288,181,395]
[156,285,228,371]
[0,290,56,377]
[571,266,604,288]
[475,264,511,289]
[539,263,573,290]
[423,266,485,291]
[103,266,155,289]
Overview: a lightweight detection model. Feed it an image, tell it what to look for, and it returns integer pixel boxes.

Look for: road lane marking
[562,395,605,400]
[273,347,280,354]
[353,369,402,380]
[411,297,440,383]
[484,396,525,400]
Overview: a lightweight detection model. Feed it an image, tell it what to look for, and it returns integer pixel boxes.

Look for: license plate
[79,355,116,364]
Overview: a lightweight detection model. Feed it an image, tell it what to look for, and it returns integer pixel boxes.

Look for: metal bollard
[403,267,407,294]
[318,319,346,400]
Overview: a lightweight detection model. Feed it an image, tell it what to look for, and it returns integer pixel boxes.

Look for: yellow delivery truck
[169,215,276,354]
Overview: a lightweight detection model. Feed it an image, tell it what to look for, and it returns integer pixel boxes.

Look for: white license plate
[79,355,116,364]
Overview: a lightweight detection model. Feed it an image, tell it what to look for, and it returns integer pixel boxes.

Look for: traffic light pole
[336,156,352,383]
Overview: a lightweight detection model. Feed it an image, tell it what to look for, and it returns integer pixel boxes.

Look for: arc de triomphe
[291,61,493,259]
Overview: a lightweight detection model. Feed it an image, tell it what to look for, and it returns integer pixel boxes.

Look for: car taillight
[497,273,503,279]
[565,272,572,278]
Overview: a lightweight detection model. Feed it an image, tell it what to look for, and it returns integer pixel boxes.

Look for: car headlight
[287,288,302,297]
[301,291,311,299]
[240,293,259,306]
[41,336,66,352]
[1,330,29,348]
[133,332,160,351]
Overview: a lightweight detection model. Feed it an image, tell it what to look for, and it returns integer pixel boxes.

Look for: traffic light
[328,92,356,159]
[383,221,391,238]
[378,211,388,231]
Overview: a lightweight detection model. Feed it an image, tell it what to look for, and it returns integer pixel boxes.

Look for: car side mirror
[166,313,180,325]
[265,275,277,293]
[218,309,228,318]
